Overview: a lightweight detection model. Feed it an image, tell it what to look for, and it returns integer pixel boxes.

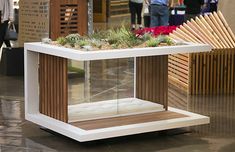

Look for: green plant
[165,37,174,45]
[90,30,108,40]
[53,27,175,50]
[106,25,142,48]
[155,35,174,45]
[66,33,81,47]
[56,37,67,45]
[90,39,103,49]
[141,33,152,41]
[76,40,90,47]
[146,37,159,47]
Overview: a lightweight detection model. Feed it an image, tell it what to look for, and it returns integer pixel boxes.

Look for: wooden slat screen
[136,56,168,110]
[50,0,88,40]
[169,53,189,92]
[19,0,50,47]
[39,54,68,122]
[169,49,235,95]
[190,49,235,94]
[169,11,235,95]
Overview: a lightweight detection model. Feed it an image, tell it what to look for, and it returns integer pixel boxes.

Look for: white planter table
[25,42,211,142]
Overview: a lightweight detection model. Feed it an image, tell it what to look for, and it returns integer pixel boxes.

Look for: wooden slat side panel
[168,53,189,94]
[136,56,168,110]
[39,54,68,123]
[170,48,235,95]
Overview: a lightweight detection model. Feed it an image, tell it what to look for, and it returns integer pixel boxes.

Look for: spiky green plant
[89,30,108,40]
[56,37,67,46]
[141,33,152,41]
[106,25,142,48]
[146,37,159,47]
[155,35,174,45]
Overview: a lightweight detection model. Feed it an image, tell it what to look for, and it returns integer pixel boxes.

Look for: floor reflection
[0,73,235,151]
[169,85,235,138]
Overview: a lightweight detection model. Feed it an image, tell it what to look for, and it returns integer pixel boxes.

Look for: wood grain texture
[71,111,188,130]
[169,12,235,95]
[169,49,235,95]
[50,0,88,40]
[136,56,168,110]
[39,54,68,122]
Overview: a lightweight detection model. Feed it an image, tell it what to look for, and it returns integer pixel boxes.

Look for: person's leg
[4,40,11,47]
[129,1,136,30]
[136,3,143,29]
[159,6,169,26]
[210,3,217,12]
[0,23,5,48]
[0,21,11,48]
[3,21,11,47]
[184,14,197,22]
[150,5,159,27]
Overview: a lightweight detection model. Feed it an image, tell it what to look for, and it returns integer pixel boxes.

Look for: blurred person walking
[146,0,172,27]
[208,0,218,12]
[129,0,144,30]
[0,0,14,48]
[202,0,218,14]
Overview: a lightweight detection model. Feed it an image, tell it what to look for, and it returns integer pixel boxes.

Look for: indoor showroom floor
[0,74,235,152]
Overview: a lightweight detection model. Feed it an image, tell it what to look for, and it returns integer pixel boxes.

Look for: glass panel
[68,57,164,123]
[68,59,121,122]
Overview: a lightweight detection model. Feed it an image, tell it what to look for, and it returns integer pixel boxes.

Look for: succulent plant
[146,38,159,47]
[76,40,90,47]
[56,37,67,45]
[65,33,81,47]
[155,35,174,45]
[53,26,176,50]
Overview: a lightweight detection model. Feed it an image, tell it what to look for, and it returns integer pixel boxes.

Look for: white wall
[218,0,235,33]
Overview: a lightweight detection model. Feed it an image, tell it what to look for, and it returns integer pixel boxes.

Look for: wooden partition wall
[169,11,235,95]
[169,49,235,95]
[39,0,88,122]
[39,54,68,122]
[19,0,50,47]
[136,56,168,110]
[50,0,88,40]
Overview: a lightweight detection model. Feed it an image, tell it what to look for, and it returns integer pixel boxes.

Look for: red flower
[135,26,177,37]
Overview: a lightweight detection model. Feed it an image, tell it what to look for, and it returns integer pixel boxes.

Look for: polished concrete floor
[1,74,235,152]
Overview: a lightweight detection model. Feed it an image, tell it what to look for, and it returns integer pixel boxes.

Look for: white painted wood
[24,50,39,115]
[134,57,137,98]
[24,42,211,142]
[24,42,211,61]
[26,106,209,142]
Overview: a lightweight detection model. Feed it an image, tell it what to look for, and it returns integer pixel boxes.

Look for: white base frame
[26,107,209,142]
[25,42,211,142]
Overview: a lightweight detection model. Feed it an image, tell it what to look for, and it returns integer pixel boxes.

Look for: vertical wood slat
[39,54,68,123]
[136,56,168,110]
[169,48,235,95]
